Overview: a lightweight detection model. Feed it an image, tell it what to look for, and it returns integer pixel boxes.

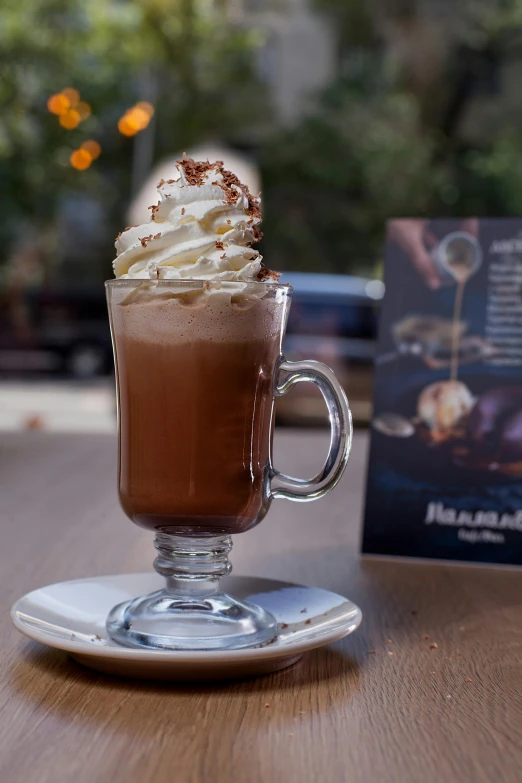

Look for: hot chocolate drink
[111,286,285,535]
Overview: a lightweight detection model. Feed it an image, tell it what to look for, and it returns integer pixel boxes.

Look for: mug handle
[270,358,353,501]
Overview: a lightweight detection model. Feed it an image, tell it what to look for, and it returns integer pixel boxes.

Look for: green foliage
[262,0,522,277]
[261,74,445,276]
[4,0,522,282]
[0,0,265,274]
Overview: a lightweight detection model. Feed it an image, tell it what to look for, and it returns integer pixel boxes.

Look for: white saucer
[11,573,362,681]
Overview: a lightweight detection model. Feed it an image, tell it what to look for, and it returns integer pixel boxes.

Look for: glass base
[106,533,278,651]
[106,589,277,651]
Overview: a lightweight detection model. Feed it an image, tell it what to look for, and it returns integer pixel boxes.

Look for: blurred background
[2,0,522,431]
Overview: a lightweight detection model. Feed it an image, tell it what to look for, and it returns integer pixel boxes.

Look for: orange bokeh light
[62,88,80,107]
[59,109,81,129]
[48,89,93,127]
[118,103,154,136]
[47,93,70,115]
[69,148,92,170]
[118,115,138,137]
[135,101,155,118]
[77,102,91,121]
[131,107,150,130]
[81,140,101,159]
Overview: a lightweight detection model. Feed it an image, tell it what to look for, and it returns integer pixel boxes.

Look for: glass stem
[153,533,232,597]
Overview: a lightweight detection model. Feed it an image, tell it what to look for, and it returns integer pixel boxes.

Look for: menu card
[363,218,522,564]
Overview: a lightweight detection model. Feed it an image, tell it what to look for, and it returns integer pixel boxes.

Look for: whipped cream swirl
[113,158,272,282]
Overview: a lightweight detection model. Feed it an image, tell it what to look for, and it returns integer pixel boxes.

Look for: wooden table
[1,430,521,783]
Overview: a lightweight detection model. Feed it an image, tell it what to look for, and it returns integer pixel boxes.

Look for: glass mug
[105,279,352,651]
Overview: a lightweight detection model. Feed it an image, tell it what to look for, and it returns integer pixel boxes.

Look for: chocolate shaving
[215,241,225,250]
[153,232,161,240]
[176,156,263,239]
[139,234,153,248]
[251,225,263,243]
[181,207,185,215]
[220,253,227,260]
[148,202,160,219]
[157,178,165,187]
[177,157,219,187]
[256,263,281,282]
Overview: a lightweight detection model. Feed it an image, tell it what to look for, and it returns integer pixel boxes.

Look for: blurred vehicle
[278,272,382,425]
[0,286,111,379]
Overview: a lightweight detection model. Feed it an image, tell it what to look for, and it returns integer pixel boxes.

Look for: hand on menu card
[389,218,479,290]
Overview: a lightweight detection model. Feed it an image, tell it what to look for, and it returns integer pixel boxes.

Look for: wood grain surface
[1,430,522,783]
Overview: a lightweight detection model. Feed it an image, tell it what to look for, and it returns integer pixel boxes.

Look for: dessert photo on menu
[363,218,522,565]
